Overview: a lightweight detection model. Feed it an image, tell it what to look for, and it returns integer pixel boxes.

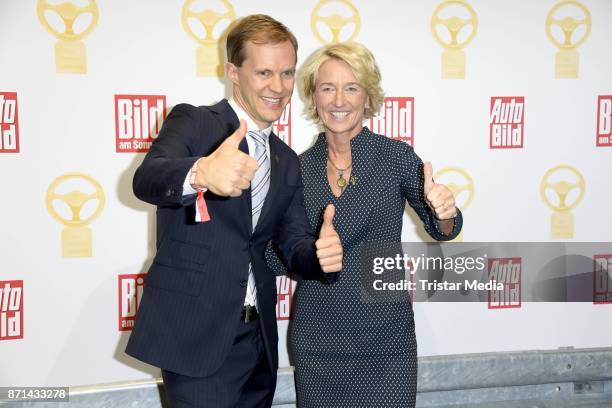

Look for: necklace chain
[328,156,354,190]
[327,156,352,172]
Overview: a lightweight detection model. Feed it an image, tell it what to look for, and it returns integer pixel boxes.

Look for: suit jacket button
[240,280,247,287]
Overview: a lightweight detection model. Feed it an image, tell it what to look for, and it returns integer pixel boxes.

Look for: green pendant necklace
[328,157,352,189]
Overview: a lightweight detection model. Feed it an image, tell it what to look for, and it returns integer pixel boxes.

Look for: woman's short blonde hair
[301,42,384,123]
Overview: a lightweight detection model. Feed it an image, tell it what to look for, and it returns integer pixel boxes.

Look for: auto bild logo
[596,95,612,147]
[273,103,291,147]
[0,280,23,340]
[118,274,146,331]
[115,95,166,153]
[276,275,295,320]
[593,254,612,304]
[487,258,521,309]
[490,97,524,149]
[0,92,19,153]
[370,97,414,145]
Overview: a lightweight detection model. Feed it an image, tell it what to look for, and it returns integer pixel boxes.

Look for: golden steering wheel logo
[431,0,478,79]
[37,0,99,74]
[433,167,474,242]
[540,165,585,239]
[311,0,361,44]
[182,0,236,77]
[546,0,591,79]
[46,173,105,258]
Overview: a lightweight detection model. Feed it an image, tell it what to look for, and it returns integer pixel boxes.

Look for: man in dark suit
[125,14,343,408]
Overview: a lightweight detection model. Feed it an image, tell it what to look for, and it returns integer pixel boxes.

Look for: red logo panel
[370,97,414,145]
[273,103,291,147]
[487,258,521,309]
[276,275,295,320]
[594,255,612,304]
[118,274,146,331]
[0,280,23,340]
[115,95,166,153]
[0,92,19,153]
[490,96,524,149]
[596,96,612,147]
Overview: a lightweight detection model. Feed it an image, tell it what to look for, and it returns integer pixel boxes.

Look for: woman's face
[314,58,369,139]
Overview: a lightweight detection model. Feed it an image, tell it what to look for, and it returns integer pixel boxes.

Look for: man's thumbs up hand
[194,119,259,197]
[225,118,248,146]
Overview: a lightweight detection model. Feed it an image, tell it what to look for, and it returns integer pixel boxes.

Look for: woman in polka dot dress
[267,42,462,407]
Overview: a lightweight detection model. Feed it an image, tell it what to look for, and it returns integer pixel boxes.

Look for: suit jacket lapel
[240,136,253,234]
[212,99,253,235]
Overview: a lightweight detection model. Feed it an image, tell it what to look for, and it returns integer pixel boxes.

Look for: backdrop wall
[1,0,611,388]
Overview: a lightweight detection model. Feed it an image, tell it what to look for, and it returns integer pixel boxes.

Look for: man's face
[227,40,296,129]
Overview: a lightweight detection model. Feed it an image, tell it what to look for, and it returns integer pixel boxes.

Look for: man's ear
[226,62,239,85]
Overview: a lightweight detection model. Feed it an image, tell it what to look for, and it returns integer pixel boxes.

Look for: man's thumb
[225,119,247,147]
[322,204,336,230]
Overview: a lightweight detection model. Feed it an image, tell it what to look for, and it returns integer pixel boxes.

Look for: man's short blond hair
[226,14,298,67]
[301,42,384,123]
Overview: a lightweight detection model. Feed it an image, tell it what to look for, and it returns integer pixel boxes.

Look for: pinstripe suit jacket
[125,99,326,377]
